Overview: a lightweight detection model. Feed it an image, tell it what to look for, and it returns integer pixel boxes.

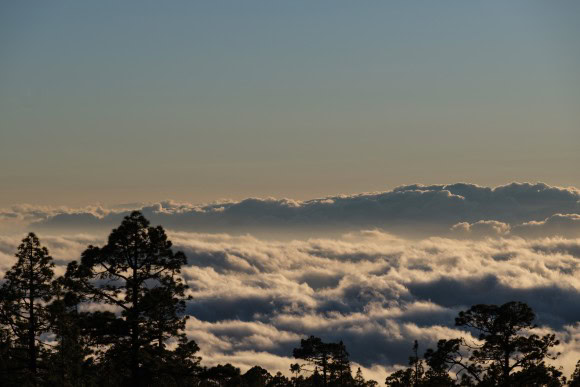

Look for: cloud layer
[1,182,578,239]
[1,231,578,380]
[1,182,579,380]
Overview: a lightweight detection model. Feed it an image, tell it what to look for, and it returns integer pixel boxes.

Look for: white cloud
[173,232,580,377]
[1,182,577,239]
[4,230,578,375]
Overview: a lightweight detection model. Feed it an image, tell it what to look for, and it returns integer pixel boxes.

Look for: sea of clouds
[0,182,579,381]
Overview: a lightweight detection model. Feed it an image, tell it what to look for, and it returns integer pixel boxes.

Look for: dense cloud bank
[1,231,578,380]
[1,182,578,380]
[1,182,579,238]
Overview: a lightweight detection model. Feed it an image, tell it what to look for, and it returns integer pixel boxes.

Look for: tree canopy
[64,211,194,386]
[293,336,354,386]
[387,301,567,387]
[0,232,55,385]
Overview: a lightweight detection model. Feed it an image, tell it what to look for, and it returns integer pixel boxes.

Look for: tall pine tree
[0,233,55,386]
[65,211,192,386]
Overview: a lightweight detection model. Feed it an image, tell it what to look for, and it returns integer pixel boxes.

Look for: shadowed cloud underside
[1,182,578,239]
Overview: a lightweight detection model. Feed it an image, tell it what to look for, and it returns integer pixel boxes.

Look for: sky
[1,1,579,207]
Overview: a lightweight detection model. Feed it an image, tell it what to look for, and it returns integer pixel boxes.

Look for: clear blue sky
[1,1,578,206]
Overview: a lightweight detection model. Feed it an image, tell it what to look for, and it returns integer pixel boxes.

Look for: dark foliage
[64,211,194,386]
[0,233,55,385]
[388,301,569,387]
[569,361,580,387]
[293,336,354,386]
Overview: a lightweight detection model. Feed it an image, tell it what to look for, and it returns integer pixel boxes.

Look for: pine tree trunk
[502,345,510,387]
[322,354,327,387]
[28,249,37,385]
[131,269,140,387]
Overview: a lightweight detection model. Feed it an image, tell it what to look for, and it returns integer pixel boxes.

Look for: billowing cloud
[514,213,580,238]
[450,220,511,238]
[1,182,577,239]
[170,232,579,378]
[1,182,579,380]
[3,230,577,379]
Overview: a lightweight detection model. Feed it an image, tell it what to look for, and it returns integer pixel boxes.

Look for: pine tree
[65,211,192,386]
[45,277,97,386]
[243,365,271,386]
[354,367,365,386]
[0,233,55,385]
[293,336,353,387]
[569,360,580,387]
[293,336,332,386]
[328,340,352,386]
[385,339,455,387]
[424,301,564,386]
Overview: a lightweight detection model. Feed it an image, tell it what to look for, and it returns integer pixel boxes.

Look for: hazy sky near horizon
[1,1,579,207]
